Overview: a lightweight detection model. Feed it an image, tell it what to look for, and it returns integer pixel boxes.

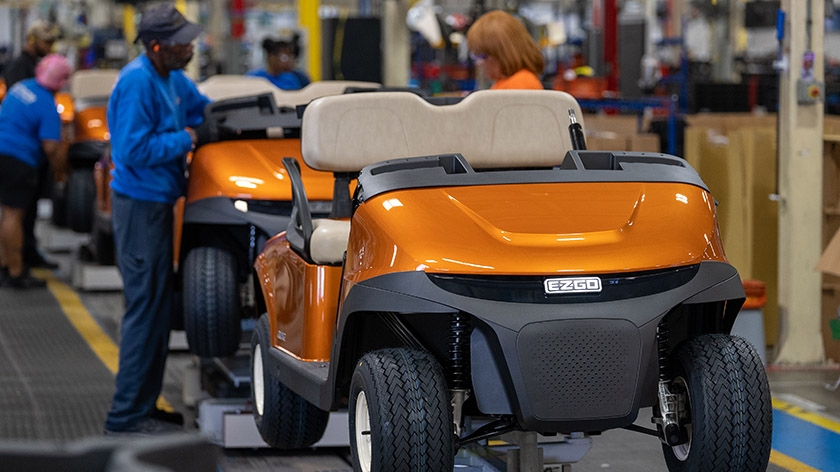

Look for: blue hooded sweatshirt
[108,54,210,204]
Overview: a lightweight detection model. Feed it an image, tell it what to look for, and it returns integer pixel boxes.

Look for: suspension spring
[248,224,256,267]
[448,312,470,390]
[656,322,670,381]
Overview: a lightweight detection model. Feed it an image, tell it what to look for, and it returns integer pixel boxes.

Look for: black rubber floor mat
[767,463,792,472]
[0,286,113,439]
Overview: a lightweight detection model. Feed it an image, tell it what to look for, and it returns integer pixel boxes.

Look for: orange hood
[74,106,109,141]
[344,181,725,285]
[186,139,337,204]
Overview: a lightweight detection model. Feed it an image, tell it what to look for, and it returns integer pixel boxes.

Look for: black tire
[662,334,772,472]
[183,246,241,358]
[349,348,455,472]
[251,314,329,448]
[91,212,115,265]
[67,168,95,233]
[50,181,68,227]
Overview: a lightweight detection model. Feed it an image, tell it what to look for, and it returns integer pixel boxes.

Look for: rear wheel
[251,314,329,448]
[183,246,241,357]
[50,181,67,227]
[67,168,95,233]
[90,211,114,265]
[349,348,455,472]
[662,334,772,472]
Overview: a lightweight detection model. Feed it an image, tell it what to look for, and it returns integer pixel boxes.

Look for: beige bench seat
[198,76,380,107]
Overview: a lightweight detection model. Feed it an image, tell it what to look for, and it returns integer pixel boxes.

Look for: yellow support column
[298,0,322,81]
[123,4,136,47]
[775,0,825,364]
[179,1,201,81]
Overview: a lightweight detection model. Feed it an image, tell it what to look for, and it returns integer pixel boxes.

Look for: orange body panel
[256,235,342,361]
[55,92,74,122]
[186,139,336,205]
[73,106,109,141]
[173,197,185,267]
[343,182,726,292]
[93,160,114,215]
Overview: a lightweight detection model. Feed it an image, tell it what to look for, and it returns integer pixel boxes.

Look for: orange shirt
[490,69,543,90]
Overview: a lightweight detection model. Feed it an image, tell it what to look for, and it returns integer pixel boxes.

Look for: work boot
[3,272,47,289]
[24,249,58,270]
[104,417,183,436]
[149,407,184,426]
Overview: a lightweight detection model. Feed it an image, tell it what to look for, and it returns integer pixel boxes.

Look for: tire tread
[183,246,240,357]
[251,314,329,448]
[664,334,772,472]
[352,348,454,472]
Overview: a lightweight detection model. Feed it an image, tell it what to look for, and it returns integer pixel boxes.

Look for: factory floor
[0,222,837,471]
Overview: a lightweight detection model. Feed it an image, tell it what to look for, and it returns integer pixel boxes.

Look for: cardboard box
[583,114,641,136]
[628,134,661,153]
[826,116,840,136]
[586,133,628,152]
[818,230,840,278]
[821,281,840,362]
[685,125,780,346]
[818,136,840,361]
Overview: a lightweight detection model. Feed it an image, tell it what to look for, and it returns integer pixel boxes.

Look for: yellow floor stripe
[770,450,822,472]
[772,398,840,435]
[37,269,120,373]
[36,269,173,411]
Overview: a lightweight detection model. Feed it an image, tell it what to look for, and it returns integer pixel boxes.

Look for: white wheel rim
[354,390,372,472]
[253,344,264,416]
[671,376,691,461]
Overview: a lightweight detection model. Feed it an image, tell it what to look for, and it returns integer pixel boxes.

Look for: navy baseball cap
[135,4,203,45]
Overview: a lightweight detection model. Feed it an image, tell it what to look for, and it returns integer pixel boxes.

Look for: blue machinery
[578,95,680,156]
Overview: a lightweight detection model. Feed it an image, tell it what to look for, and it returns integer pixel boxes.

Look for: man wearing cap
[3,20,61,272]
[104,4,210,435]
[4,20,58,89]
[0,54,70,288]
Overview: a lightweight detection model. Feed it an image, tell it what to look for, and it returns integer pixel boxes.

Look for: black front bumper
[337,260,744,433]
[68,140,108,166]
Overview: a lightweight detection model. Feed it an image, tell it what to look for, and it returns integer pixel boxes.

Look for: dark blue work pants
[104,191,173,431]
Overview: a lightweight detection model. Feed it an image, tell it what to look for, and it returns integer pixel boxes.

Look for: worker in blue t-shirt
[0,54,70,289]
[103,4,210,436]
[4,20,61,271]
[246,35,310,90]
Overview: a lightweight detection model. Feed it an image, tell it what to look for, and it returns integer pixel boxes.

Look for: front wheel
[662,334,772,472]
[67,168,95,233]
[183,246,241,358]
[349,348,455,472]
[251,314,328,448]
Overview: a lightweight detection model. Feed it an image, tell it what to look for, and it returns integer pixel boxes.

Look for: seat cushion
[310,219,352,265]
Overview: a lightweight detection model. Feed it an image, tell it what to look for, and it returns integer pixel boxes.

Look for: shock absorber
[448,312,470,437]
[657,323,670,382]
[248,224,256,267]
[448,312,470,390]
[655,322,688,446]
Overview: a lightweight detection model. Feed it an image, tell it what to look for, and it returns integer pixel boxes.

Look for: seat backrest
[301,90,584,172]
[276,81,380,108]
[70,69,119,100]
[198,76,380,107]
[197,75,278,101]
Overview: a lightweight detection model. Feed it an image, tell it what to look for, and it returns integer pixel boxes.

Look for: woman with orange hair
[467,10,544,90]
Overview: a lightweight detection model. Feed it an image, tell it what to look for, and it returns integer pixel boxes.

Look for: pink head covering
[35,54,71,92]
